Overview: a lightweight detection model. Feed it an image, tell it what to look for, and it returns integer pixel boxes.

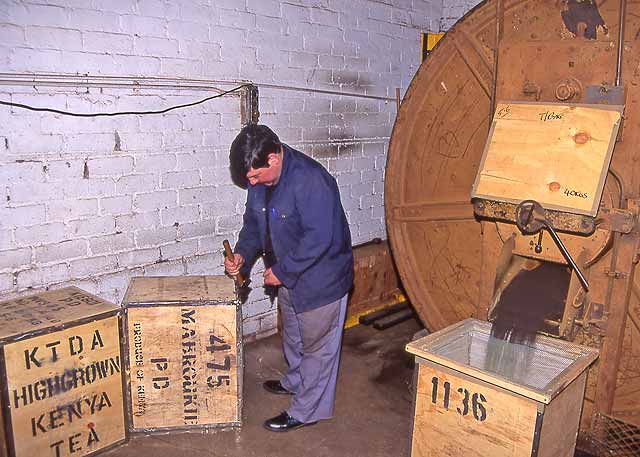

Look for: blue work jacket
[235,144,354,313]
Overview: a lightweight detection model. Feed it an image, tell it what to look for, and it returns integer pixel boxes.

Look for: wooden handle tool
[223,240,246,287]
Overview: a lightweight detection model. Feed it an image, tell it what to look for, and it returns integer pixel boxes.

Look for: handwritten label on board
[539,111,564,121]
[4,317,125,457]
[495,105,511,119]
[564,187,588,199]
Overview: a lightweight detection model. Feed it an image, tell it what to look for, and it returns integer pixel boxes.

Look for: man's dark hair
[229,124,281,188]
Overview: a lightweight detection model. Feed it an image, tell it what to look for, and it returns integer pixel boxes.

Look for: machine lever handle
[515,200,589,292]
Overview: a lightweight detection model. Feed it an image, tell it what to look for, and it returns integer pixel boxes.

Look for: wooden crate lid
[123,275,236,306]
[406,318,599,404]
[472,101,623,217]
[0,287,118,343]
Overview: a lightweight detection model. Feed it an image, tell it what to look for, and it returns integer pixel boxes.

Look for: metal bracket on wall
[585,84,626,142]
[598,208,635,234]
[240,83,259,126]
[574,301,608,334]
[585,84,626,106]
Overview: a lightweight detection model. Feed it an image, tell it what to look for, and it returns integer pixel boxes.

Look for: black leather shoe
[263,411,317,432]
[263,380,294,395]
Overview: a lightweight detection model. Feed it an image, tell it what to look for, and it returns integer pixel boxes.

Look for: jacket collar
[251,144,294,198]
[278,143,293,185]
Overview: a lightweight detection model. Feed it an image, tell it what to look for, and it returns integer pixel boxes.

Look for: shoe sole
[263,384,294,395]
[263,388,294,395]
[263,421,317,433]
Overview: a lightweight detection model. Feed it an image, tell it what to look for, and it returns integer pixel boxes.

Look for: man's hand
[224,253,245,277]
[264,267,282,286]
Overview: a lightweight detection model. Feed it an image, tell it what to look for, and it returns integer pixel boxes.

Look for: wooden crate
[0,287,126,457]
[346,239,404,328]
[406,319,599,457]
[122,276,241,432]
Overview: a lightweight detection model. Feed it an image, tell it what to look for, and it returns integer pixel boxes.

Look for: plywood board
[472,102,623,216]
[536,372,587,457]
[0,288,118,343]
[0,377,7,457]
[412,362,538,457]
[127,305,239,430]
[3,316,125,457]
[123,276,235,305]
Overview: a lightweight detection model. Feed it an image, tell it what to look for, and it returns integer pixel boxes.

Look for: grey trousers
[278,287,349,423]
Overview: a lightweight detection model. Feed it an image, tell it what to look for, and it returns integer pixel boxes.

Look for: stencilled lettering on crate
[0,287,117,343]
[429,374,488,422]
[127,305,238,430]
[413,363,539,456]
[3,316,125,457]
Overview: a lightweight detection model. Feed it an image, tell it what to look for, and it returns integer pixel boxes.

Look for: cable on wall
[0,72,397,101]
[0,84,251,117]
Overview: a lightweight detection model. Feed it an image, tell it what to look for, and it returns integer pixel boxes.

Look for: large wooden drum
[385,1,640,452]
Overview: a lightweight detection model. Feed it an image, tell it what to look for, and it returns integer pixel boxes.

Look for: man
[225,124,354,432]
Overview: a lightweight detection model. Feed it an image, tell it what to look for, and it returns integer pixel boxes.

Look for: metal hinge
[598,207,635,234]
[604,269,627,279]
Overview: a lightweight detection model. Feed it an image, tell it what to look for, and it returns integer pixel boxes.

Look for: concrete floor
[106,316,593,457]
[108,317,422,457]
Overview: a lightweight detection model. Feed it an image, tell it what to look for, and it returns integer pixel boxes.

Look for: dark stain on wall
[338,143,355,155]
[332,71,373,91]
[312,142,356,159]
[307,129,357,159]
[309,69,373,92]
[313,144,340,158]
[114,131,122,152]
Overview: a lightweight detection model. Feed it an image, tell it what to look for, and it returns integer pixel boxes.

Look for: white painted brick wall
[0,0,472,339]
[440,0,483,31]
[117,247,161,269]
[89,232,135,255]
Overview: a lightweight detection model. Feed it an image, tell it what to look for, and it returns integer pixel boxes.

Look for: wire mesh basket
[407,318,599,403]
[590,413,640,457]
